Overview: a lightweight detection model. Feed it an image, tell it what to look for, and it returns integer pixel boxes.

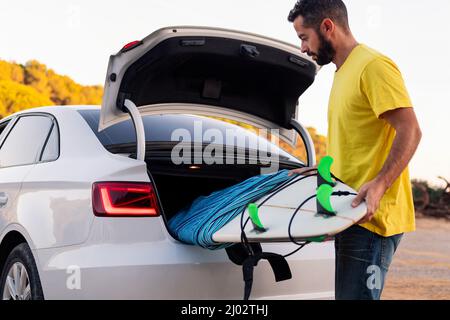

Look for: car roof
[1,105,100,121]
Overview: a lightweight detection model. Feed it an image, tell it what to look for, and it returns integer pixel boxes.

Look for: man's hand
[351,177,389,224]
[288,165,317,176]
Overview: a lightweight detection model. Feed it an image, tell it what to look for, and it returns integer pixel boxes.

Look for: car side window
[40,122,59,162]
[0,120,11,141]
[0,115,53,168]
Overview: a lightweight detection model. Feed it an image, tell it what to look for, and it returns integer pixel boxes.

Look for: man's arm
[352,107,422,223]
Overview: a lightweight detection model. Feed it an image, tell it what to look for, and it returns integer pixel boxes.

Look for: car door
[0,114,54,236]
[0,119,16,221]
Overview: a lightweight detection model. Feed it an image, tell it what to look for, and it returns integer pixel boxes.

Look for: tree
[0,60,24,83]
[0,80,53,119]
[0,59,103,119]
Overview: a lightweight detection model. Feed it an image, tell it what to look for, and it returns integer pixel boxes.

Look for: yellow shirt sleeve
[360,57,413,118]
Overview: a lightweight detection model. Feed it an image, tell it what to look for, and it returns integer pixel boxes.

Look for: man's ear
[321,18,335,35]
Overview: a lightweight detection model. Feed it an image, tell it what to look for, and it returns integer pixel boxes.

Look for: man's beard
[314,31,335,66]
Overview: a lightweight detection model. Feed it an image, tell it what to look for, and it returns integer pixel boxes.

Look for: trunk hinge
[123,99,146,161]
[290,118,316,167]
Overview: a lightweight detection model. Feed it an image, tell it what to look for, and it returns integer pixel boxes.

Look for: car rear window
[78,109,300,163]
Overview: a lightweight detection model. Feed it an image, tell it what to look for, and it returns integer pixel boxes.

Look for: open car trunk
[143,148,365,245]
[146,157,297,227]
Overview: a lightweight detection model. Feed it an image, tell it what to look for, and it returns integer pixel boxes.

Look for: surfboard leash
[239,157,358,300]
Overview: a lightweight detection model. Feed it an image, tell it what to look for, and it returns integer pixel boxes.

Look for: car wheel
[0,243,44,300]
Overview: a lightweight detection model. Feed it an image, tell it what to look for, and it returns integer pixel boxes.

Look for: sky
[0,0,449,187]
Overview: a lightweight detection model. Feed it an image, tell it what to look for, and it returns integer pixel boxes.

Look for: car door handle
[0,193,8,207]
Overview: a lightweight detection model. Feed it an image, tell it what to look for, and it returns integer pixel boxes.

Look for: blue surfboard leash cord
[168,169,300,250]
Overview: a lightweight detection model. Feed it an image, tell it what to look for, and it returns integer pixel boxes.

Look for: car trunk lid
[100,26,318,132]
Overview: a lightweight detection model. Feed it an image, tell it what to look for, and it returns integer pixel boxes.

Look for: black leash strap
[242,252,292,300]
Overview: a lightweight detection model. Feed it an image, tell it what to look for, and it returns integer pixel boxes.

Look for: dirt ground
[382,216,450,300]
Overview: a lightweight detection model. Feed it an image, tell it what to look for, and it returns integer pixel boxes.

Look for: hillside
[0,59,102,118]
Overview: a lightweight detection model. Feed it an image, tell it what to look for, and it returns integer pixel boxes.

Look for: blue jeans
[334,224,403,300]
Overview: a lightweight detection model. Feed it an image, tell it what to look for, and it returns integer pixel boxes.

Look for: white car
[0,26,334,300]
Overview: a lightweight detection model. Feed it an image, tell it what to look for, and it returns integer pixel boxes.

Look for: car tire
[0,243,44,300]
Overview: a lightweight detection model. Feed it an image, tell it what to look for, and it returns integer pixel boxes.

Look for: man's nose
[300,43,308,54]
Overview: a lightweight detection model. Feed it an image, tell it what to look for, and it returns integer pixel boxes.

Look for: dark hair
[288,0,349,31]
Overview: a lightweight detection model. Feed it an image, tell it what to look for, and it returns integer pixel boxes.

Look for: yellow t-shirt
[327,44,415,237]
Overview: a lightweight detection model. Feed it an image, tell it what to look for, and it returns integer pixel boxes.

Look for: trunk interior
[146,158,298,228]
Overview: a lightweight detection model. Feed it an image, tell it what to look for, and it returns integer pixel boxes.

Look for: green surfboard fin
[316,184,336,216]
[248,203,266,232]
[305,235,327,243]
[317,155,336,187]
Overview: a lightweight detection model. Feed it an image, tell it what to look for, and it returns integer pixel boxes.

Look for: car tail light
[121,40,143,53]
[92,182,160,217]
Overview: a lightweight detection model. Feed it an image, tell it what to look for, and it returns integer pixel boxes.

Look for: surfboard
[212,175,367,243]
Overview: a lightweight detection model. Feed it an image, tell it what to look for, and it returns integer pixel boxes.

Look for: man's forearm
[375,126,422,189]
